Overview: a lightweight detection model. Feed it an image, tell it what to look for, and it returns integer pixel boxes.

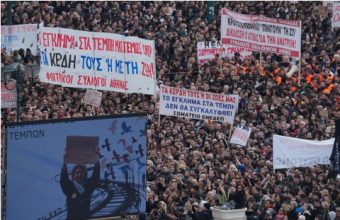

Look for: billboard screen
[5,114,147,220]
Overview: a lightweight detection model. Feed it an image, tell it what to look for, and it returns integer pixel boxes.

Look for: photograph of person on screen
[60,160,100,220]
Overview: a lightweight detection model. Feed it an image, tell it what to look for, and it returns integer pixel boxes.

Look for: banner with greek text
[273,135,334,170]
[1,24,38,55]
[38,27,156,95]
[230,125,252,147]
[333,1,340,28]
[6,114,147,219]
[197,41,252,64]
[1,81,17,108]
[221,8,301,58]
[159,85,239,124]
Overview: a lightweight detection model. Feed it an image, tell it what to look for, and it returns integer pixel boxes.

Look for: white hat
[200,200,208,208]
[328,211,336,220]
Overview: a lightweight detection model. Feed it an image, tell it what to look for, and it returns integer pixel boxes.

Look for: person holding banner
[60,159,100,220]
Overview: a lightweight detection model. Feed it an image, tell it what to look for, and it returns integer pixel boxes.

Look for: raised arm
[60,163,73,196]
[87,161,100,191]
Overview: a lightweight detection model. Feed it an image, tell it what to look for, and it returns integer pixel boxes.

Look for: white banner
[1,81,17,109]
[1,24,38,55]
[333,2,340,28]
[38,27,156,95]
[221,8,301,58]
[83,89,102,107]
[159,85,239,124]
[197,41,252,65]
[230,125,252,146]
[273,135,334,170]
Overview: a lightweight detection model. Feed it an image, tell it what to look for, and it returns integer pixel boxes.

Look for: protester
[1,1,339,220]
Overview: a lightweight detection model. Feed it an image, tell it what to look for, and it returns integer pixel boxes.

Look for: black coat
[60,163,100,220]
[191,210,213,220]
[229,190,246,209]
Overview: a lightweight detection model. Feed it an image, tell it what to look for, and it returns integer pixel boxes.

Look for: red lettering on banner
[79,37,92,50]
[161,86,169,94]
[276,37,296,48]
[1,94,11,100]
[225,96,236,103]
[77,75,106,87]
[42,33,75,49]
[92,37,114,51]
[123,41,142,54]
[115,40,123,52]
[334,14,340,22]
[142,44,152,57]
[198,48,225,56]
[212,94,225,102]
[246,32,266,43]
[169,88,187,96]
[141,62,154,79]
[224,8,300,27]
[4,26,16,34]
[226,29,245,38]
[110,79,128,90]
[224,38,298,58]
[46,72,73,84]
[26,25,36,32]
[187,91,200,98]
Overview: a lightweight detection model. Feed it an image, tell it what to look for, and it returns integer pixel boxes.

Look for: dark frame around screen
[3,113,148,220]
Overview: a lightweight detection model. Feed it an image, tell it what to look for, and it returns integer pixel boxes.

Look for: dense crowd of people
[1,1,340,220]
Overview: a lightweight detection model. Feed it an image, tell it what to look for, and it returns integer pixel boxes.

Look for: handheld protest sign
[64,136,99,164]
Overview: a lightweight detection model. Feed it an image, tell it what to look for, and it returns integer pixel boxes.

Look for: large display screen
[6,114,147,220]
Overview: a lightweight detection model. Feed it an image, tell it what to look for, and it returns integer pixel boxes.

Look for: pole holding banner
[207,1,215,24]
[259,52,263,72]
[153,40,157,97]
[298,57,301,86]
[92,32,97,91]
[298,20,302,86]
[6,2,13,25]
[158,110,161,127]
[228,125,234,144]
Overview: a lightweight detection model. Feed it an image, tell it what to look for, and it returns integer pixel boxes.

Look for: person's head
[72,164,87,183]
[335,207,340,218]
[236,185,243,192]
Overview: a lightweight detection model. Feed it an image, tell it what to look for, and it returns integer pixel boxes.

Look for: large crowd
[1,1,340,220]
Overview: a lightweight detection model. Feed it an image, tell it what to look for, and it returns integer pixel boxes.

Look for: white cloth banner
[273,135,334,170]
[221,8,301,58]
[1,24,38,55]
[197,41,252,64]
[83,89,102,107]
[230,125,252,147]
[333,2,340,28]
[159,85,239,124]
[1,81,17,108]
[38,27,156,95]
